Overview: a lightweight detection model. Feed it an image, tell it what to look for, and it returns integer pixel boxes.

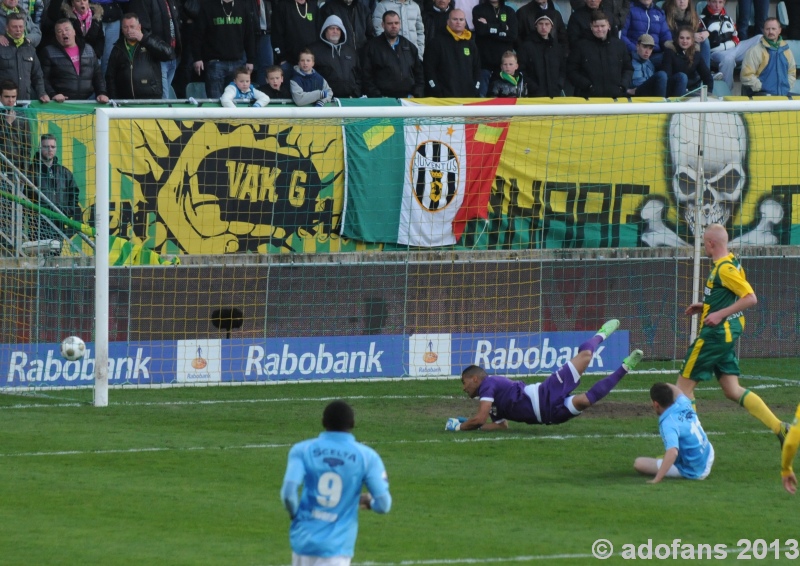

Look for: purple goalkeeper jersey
[476,375,538,424]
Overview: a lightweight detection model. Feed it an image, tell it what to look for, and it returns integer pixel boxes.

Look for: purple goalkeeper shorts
[537,363,582,425]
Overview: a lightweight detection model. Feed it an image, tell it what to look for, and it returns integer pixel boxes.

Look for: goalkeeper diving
[446,319,642,431]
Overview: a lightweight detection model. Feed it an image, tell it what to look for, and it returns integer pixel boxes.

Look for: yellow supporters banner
[458,98,800,248]
[106,118,348,256]
[25,100,800,259]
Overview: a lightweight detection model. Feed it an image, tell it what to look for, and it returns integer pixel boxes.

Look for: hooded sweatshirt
[320,0,373,50]
[310,14,361,97]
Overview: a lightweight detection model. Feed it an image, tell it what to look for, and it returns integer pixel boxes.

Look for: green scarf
[9,34,24,48]
[766,36,783,49]
[500,71,518,86]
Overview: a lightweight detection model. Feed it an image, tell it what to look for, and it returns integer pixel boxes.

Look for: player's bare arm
[685,302,704,316]
[478,419,509,431]
[783,473,797,495]
[460,400,494,431]
[703,293,757,327]
[648,447,678,484]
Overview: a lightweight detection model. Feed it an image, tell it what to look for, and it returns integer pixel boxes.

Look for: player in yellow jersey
[676,224,789,445]
[781,405,800,493]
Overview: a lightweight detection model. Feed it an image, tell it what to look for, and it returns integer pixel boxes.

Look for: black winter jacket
[570,0,630,30]
[310,17,361,97]
[661,46,713,91]
[472,0,517,70]
[518,32,564,97]
[105,33,176,98]
[488,70,528,96]
[129,0,182,56]
[361,33,424,97]
[516,1,567,53]
[567,34,632,97]
[567,2,620,49]
[272,0,320,65]
[423,30,481,97]
[193,0,257,63]
[421,2,451,48]
[40,43,107,99]
[0,40,46,99]
[29,153,81,224]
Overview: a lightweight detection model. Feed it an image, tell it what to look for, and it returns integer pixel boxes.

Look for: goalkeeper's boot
[778,422,791,448]
[596,319,620,341]
[623,349,643,372]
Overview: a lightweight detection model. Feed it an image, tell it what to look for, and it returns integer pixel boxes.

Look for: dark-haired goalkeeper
[447,319,643,431]
[676,224,789,445]
[281,400,391,566]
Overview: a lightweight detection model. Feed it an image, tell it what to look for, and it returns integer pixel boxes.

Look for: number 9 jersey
[281,431,391,558]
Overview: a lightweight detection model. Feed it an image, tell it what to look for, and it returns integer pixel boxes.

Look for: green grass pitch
[0,365,798,565]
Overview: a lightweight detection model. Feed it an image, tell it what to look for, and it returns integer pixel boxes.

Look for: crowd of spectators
[0,0,796,103]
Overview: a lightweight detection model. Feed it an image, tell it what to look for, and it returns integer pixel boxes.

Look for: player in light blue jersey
[634,382,715,483]
[281,400,391,566]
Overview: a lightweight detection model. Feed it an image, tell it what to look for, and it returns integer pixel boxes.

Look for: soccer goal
[3,99,800,406]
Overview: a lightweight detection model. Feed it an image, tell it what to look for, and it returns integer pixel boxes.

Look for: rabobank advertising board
[0,331,628,387]
[408,331,629,377]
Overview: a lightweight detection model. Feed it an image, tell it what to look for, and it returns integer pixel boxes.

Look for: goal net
[1,99,799,405]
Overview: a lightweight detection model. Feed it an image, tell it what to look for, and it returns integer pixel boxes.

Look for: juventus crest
[411,140,460,212]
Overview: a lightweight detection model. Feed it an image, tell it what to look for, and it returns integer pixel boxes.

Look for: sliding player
[446,319,642,431]
[634,382,714,483]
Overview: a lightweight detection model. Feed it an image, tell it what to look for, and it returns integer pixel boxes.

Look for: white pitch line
[0,429,767,459]
[268,555,596,566]
[0,395,458,410]
[352,555,596,565]
[0,380,797,411]
[269,542,800,565]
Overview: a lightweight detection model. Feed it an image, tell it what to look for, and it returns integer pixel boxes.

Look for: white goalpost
[91,100,800,406]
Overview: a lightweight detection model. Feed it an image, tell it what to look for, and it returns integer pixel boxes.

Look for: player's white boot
[596,319,620,340]
[623,349,643,371]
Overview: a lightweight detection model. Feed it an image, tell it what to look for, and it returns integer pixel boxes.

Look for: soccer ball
[60,336,86,361]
